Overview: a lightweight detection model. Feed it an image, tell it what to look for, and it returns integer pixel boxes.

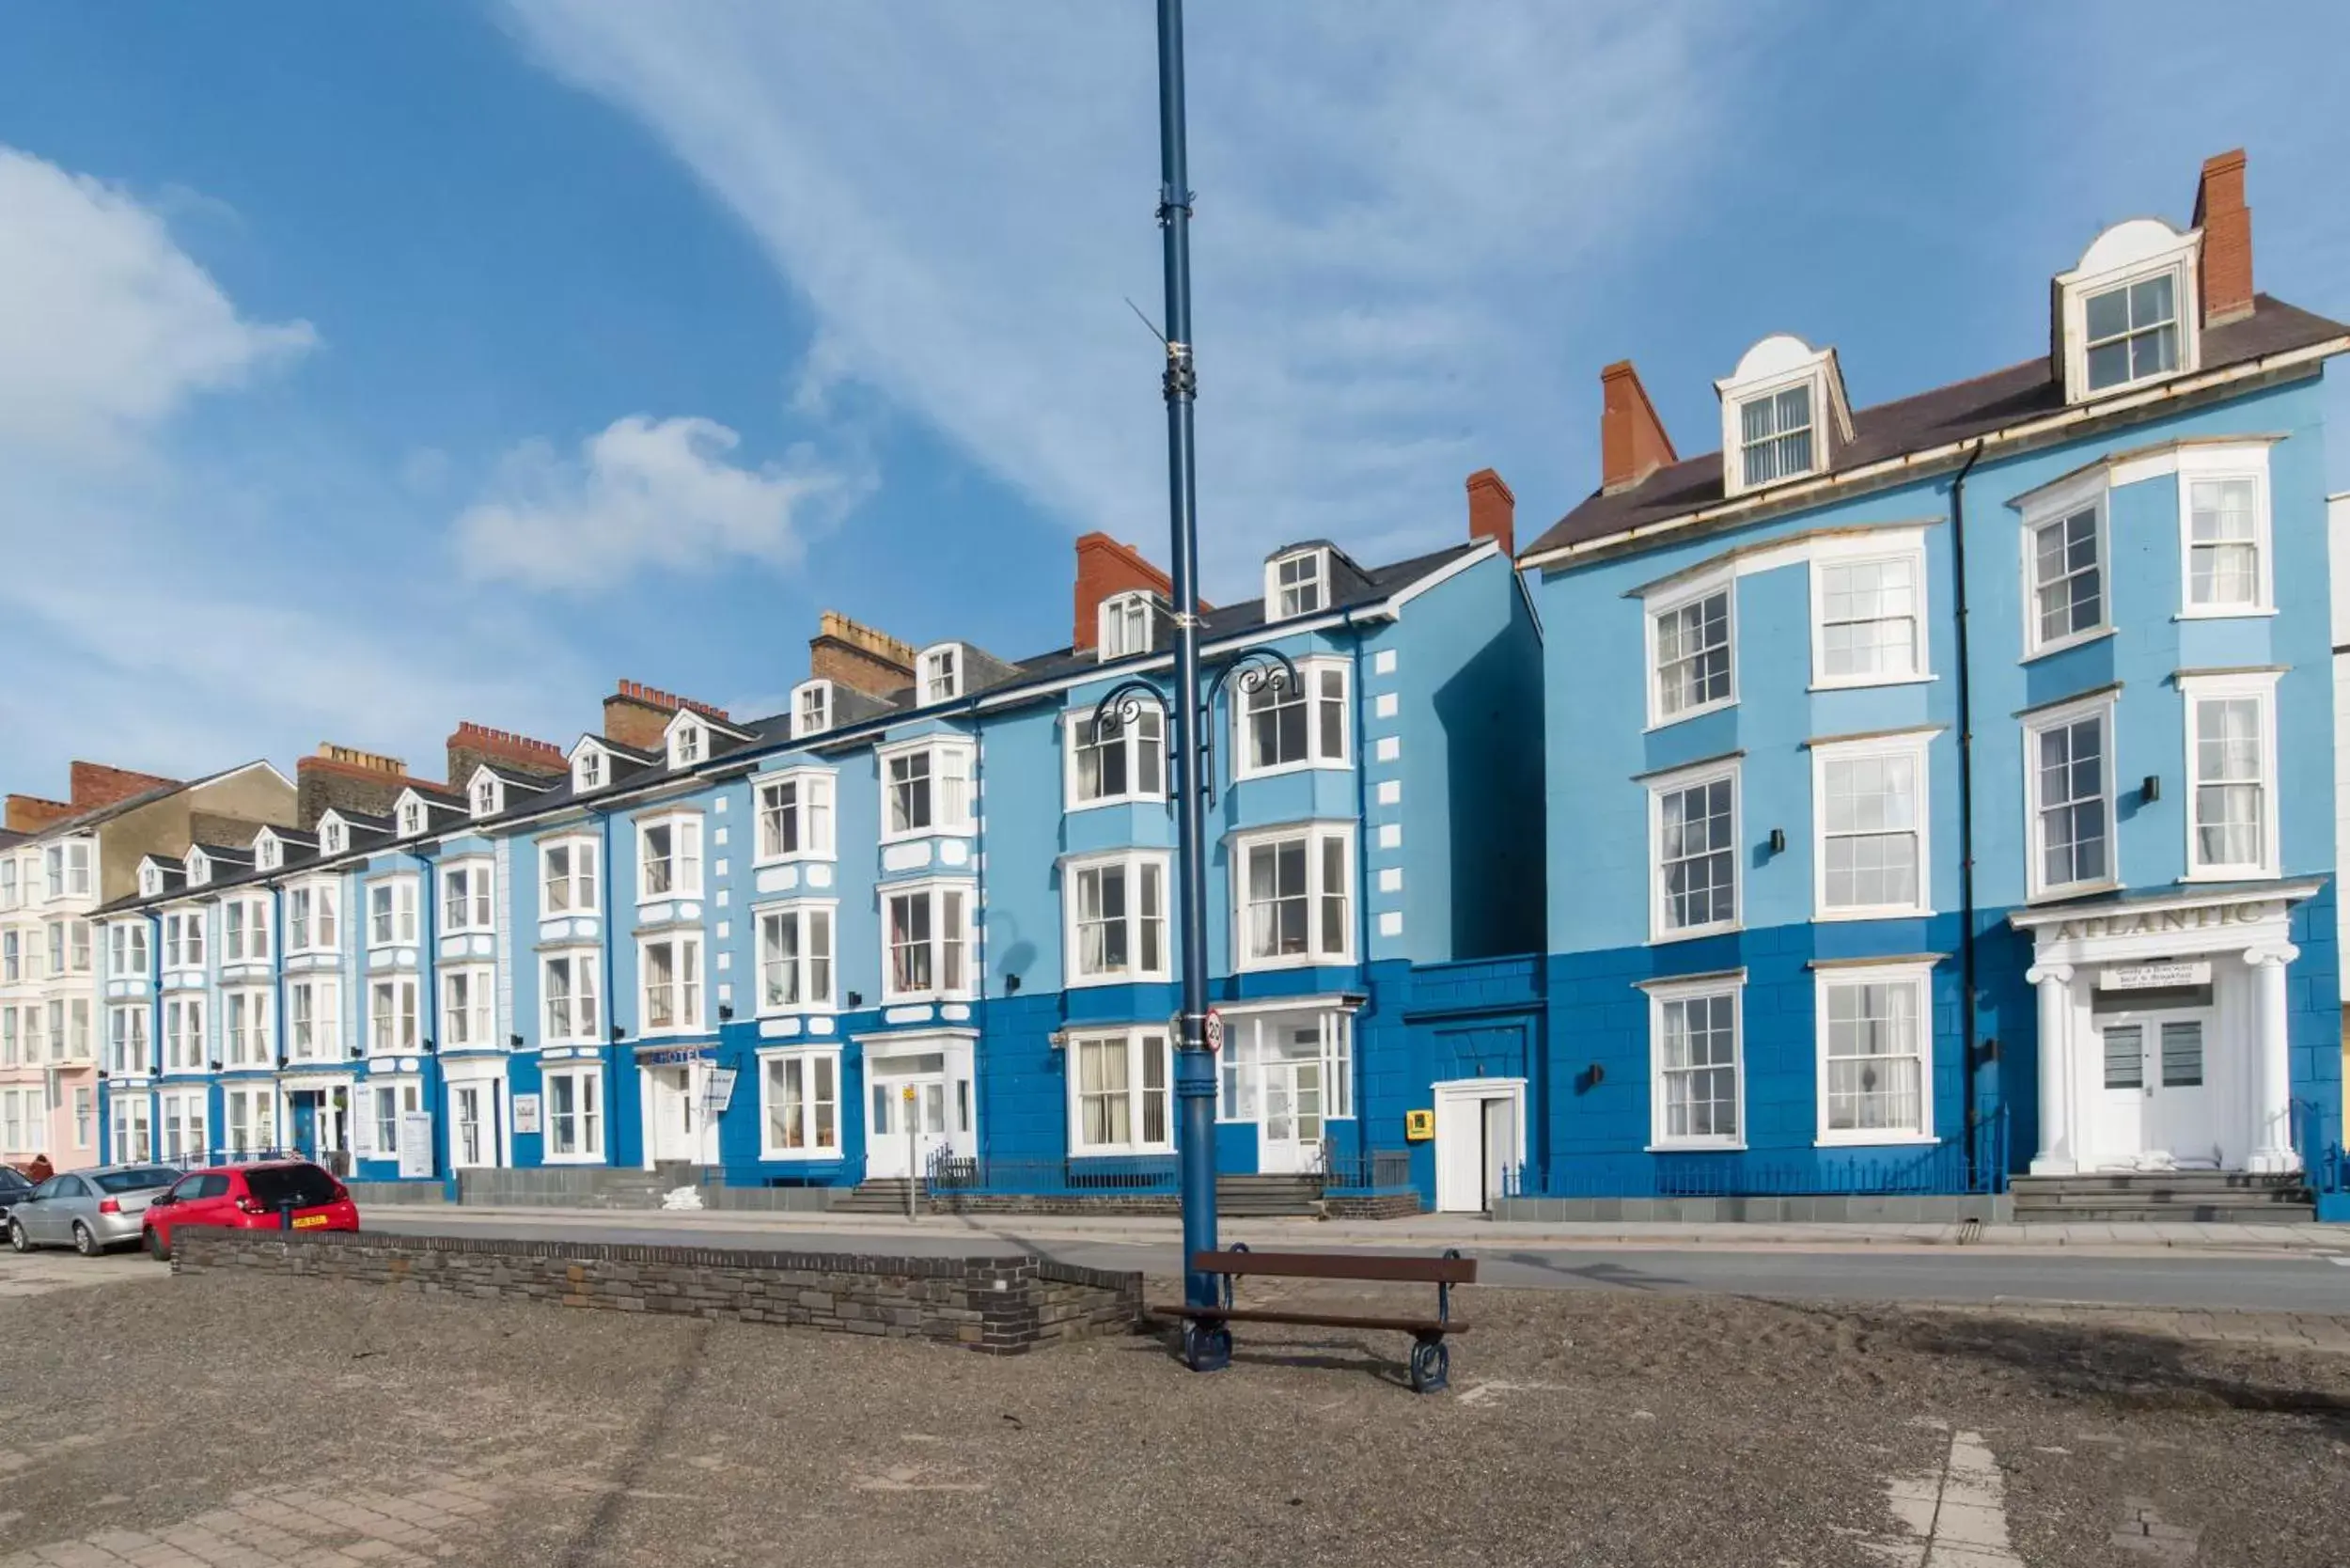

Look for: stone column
[2026,963,2076,1175]
[2244,945,2300,1174]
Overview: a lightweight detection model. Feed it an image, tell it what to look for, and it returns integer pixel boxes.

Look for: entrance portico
[2012,882,2319,1177]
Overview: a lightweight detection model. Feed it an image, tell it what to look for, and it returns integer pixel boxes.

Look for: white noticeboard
[2100,961,2213,991]
[399,1112,434,1179]
[511,1093,542,1135]
[702,1068,739,1118]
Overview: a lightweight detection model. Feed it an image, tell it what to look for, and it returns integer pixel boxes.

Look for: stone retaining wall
[1493,1193,2013,1224]
[171,1230,1142,1355]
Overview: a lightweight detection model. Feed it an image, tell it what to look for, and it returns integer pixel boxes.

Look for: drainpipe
[415,842,440,1183]
[272,883,287,1151]
[1950,440,1985,1187]
[1344,607,1372,1170]
[600,810,618,1168]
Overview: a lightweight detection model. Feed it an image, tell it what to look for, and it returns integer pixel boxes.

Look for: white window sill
[879,993,975,1008]
[1231,760,1351,785]
[637,1025,709,1040]
[2021,625,2115,665]
[1814,904,1936,923]
[1071,1146,1177,1159]
[1233,953,1353,974]
[1807,674,1935,694]
[635,890,704,906]
[540,906,595,921]
[442,926,494,939]
[878,825,976,846]
[1645,1140,1747,1153]
[541,1040,602,1052]
[1813,1133,1936,1149]
[2181,867,2280,885]
[759,1147,844,1162]
[751,852,839,870]
[755,1003,839,1019]
[1648,923,1742,946]
[1643,698,1737,734]
[541,1151,606,1166]
[2174,606,2277,621]
[2025,879,2121,904]
[1064,795,1169,814]
[1065,971,1174,990]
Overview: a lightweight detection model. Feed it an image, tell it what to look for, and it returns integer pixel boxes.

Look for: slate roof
[1524,295,2350,561]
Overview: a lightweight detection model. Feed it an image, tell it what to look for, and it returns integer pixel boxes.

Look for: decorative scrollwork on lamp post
[1088,646,1301,811]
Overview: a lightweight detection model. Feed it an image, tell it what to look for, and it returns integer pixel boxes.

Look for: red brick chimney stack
[603,681,731,753]
[1465,469,1515,557]
[2193,149,2253,328]
[1073,534,1178,651]
[69,762,180,811]
[1600,360,1677,495]
[446,723,569,787]
[3,795,76,835]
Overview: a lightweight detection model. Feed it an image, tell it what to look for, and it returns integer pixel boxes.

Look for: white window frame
[574,746,606,792]
[319,818,347,855]
[919,645,963,705]
[1266,549,1327,619]
[1645,573,1737,728]
[2175,446,2276,618]
[1098,591,1154,660]
[1733,375,1820,491]
[183,849,210,888]
[368,976,420,1056]
[221,896,269,964]
[157,1087,209,1161]
[635,813,704,902]
[1648,758,1742,942]
[1809,533,1928,689]
[756,901,836,1014]
[106,1003,150,1076]
[1063,850,1171,986]
[442,859,495,934]
[164,908,206,971]
[539,836,600,917]
[288,978,338,1062]
[1646,975,1745,1151]
[399,798,425,838]
[162,996,206,1073]
[637,933,705,1035]
[255,834,281,871]
[791,680,833,739]
[1232,655,1350,781]
[879,739,976,841]
[1815,960,1936,1147]
[2020,475,2111,659]
[670,718,706,770]
[2180,670,2281,882]
[542,950,602,1043]
[366,877,419,948]
[108,921,149,979]
[2063,250,2196,401]
[1231,823,1355,971]
[1811,732,1934,920]
[1065,706,1166,809]
[0,857,14,910]
[441,964,494,1049]
[2023,691,2119,902]
[540,1064,603,1162]
[1067,1027,1175,1154]
[757,1045,843,1159]
[882,879,975,1002]
[754,770,837,864]
[222,989,272,1069]
[287,880,338,954]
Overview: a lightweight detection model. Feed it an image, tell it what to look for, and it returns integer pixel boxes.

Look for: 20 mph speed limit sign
[1203,1009,1224,1054]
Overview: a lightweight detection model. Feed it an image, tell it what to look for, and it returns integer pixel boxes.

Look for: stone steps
[2010,1170,2313,1224]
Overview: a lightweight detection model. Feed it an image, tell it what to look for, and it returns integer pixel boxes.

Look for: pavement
[7,1267,2350,1566]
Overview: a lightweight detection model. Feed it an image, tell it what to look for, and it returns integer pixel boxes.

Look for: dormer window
[321,820,346,855]
[471,775,501,818]
[671,721,704,769]
[921,647,962,705]
[1737,384,1814,487]
[2056,220,2200,404]
[256,836,280,872]
[1270,550,1325,619]
[141,865,162,898]
[575,747,605,792]
[399,799,424,838]
[185,851,210,887]
[1099,592,1153,660]
[793,681,833,739]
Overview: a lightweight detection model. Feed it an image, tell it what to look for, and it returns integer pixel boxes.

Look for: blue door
[290,1097,318,1159]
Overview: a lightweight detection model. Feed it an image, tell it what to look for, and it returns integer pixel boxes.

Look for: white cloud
[501,0,1736,593]
[0,145,315,459]
[453,414,865,591]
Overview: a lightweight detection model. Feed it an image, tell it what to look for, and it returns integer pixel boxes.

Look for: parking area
[0,1246,162,1300]
[1,1263,2347,1566]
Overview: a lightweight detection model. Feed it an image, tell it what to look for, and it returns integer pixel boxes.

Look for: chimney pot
[2193,148,2253,328]
[1465,469,1515,557]
[1600,360,1678,494]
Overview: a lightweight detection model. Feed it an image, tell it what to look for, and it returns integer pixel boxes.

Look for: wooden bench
[1148,1244,1476,1393]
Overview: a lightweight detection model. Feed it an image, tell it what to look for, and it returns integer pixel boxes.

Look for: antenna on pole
[1124,296,1170,346]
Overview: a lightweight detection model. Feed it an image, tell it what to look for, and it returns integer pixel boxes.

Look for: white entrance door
[646,1066,699,1164]
[1434,1080,1525,1213]
[2092,1010,2220,1169]
[448,1082,497,1168]
[867,1070,951,1180]
[1260,1056,1325,1175]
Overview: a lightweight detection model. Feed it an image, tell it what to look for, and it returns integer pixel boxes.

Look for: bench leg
[1407,1334,1450,1395]
[1183,1320,1233,1373]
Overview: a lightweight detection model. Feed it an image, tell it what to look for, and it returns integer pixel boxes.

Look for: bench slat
[1148,1303,1468,1335]
[1189,1249,1477,1284]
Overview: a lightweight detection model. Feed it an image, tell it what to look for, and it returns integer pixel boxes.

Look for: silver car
[6,1165,181,1255]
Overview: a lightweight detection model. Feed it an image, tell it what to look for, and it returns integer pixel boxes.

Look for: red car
[143,1160,360,1261]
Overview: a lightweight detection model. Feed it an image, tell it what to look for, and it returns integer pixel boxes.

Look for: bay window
[540,838,599,916]
[1069,707,1165,807]
[1236,660,1349,777]
[884,882,973,999]
[637,815,703,901]
[756,773,836,861]
[288,884,337,952]
[1235,825,1352,968]
[758,903,835,1011]
[164,909,205,970]
[368,977,419,1055]
[1069,1028,1172,1154]
[1066,852,1168,983]
[883,742,975,838]
[542,951,601,1043]
[442,966,494,1048]
[163,996,206,1072]
[289,979,338,1060]
[107,1004,149,1075]
[442,861,494,933]
[367,878,418,947]
[639,934,703,1033]
[223,991,271,1068]
[223,898,270,964]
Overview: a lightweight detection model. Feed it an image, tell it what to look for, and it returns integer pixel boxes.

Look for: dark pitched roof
[1525,295,2350,561]
[0,829,24,849]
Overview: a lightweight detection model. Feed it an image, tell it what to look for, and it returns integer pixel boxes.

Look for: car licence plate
[291,1215,328,1229]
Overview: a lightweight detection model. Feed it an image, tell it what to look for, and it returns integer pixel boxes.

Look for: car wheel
[71,1221,100,1257]
[7,1218,29,1253]
[145,1227,170,1262]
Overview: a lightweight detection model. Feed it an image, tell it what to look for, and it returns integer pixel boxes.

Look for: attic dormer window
[142,867,161,897]
[1099,593,1152,660]
[794,682,832,739]
[1271,551,1325,619]
[321,822,345,855]
[2084,274,2179,391]
[400,800,424,838]
[257,838,280,871]
[672,722,704,768]
[472,776,500,817]
[1738,384,1814,487]
[186,853,209,887]
[576,750,604,792]
[921,648,962,705]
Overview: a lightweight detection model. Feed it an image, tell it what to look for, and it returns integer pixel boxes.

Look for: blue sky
[2,1,2345,790]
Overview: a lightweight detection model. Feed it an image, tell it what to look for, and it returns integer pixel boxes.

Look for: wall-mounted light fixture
[1005,973,1023,995]
[846,991,864,1010]
[2141,775,2161,804]
[717,1003,735,1022]
[1767,827,1786,855]
[509,1033,525,1049]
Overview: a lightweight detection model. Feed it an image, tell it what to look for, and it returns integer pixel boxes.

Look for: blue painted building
[1514,150,2346,1201]
[96,502,1545,1210]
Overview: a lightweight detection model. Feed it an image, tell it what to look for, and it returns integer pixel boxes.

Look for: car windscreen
[95,1168,180,1194]
[243,1166,342,1209]
[0,1170,30,1195]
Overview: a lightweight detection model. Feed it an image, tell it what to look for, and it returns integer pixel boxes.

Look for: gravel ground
[2,1270,2346,1566]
